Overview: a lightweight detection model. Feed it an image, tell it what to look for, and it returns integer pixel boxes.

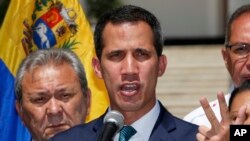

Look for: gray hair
[15,48,88,102]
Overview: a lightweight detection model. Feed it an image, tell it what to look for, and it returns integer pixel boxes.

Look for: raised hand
[196,92,230,141]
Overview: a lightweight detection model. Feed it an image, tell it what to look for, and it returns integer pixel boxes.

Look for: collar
[112,100,160,141]
[131,101,160,141]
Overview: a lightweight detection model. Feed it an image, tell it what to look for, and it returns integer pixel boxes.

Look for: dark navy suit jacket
[49,102,198,141]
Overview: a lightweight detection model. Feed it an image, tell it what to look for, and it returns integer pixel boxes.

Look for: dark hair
[225,4,250,45]
[94,5,163,60]
[229,80,250,111]
[15,48,88,102]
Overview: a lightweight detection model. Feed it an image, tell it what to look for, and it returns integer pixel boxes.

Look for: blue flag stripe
[0,59,31,141]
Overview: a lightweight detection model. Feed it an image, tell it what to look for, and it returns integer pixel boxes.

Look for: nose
[121,54,139,81]
[121,54,139,74]
[47,98,62,114]
[47,98,63,124]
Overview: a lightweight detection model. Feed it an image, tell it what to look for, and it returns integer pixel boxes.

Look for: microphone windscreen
[104,110,124,130]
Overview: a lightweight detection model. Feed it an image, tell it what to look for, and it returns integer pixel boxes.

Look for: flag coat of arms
[0,0,109,140]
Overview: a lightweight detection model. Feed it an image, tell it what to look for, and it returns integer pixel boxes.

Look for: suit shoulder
[152,107,198,141]
[174,116,198,129]
[171,116,198,141]
[49,118,101,141]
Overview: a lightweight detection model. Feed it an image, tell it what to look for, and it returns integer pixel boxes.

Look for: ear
[92,57,103,79]
[15,101,22,117]
[221,47,229,69]
[15,101,25,126]
[85,88,91,117]
[158,55,167,76]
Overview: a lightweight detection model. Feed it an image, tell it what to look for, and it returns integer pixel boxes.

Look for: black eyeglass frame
[225,42,250,58]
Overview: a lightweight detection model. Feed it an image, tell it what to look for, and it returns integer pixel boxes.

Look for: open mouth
[120,83,140,96]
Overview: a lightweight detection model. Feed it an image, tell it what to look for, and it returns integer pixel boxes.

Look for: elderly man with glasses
[184,4,250,128]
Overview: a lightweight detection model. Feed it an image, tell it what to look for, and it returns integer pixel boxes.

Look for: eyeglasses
[226,43,250,59]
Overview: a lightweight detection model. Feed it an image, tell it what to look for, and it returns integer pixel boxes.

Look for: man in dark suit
[50,5,198,141]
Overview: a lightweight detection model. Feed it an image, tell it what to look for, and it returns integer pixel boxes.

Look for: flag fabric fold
[0,0,109,140]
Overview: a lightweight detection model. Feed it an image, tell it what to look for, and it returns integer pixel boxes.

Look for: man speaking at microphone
[50,5,198,141]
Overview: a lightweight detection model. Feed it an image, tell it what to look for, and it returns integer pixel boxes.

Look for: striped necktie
[118,126,137,141]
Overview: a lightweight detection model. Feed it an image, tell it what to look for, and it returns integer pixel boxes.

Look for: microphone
[98,110,124,141]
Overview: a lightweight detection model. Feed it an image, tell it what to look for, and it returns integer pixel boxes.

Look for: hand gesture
[196,92,230,141]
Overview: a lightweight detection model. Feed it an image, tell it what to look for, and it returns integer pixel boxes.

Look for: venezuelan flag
[0,0,109,141]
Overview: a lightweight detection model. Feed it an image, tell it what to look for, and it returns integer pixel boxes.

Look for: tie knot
[119,126,137,141]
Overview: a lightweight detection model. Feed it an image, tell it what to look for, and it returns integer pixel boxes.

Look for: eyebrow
[135,48,151,52]
[108,49,123,54]
[30,87,72,95]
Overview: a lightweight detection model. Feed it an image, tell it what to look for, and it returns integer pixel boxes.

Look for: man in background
[15,49,90,141]
[184,4,250,127]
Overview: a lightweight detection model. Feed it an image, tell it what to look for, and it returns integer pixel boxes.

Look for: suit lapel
[149,102,177,141]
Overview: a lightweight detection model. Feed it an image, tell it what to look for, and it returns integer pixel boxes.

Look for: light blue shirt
[113,101,160,141]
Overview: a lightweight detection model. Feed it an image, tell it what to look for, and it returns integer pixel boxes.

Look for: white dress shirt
[113,101,160,141]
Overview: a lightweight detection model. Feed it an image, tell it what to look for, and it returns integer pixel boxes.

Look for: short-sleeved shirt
[183,93,231,128]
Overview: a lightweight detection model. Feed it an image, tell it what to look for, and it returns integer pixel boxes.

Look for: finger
[198,125,211,136]
[217,92,230,123]
[245,101,250,112]
[196,133,206,141]
[200,97,220,132]
[234,104,247,124]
